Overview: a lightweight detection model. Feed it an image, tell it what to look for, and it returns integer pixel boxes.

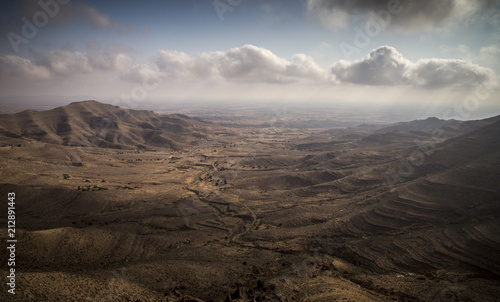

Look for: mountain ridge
[374,114,500,134]
[0,100,221,150]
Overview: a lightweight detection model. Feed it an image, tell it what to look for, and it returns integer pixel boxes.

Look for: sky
[0,0,499,117]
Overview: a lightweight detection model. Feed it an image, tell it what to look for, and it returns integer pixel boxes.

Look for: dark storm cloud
[6,0,143,34]
[307,0,495,31]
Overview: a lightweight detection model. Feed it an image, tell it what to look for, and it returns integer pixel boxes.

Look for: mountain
[0,100,222,150]
[241,116,500,278]
[414,117,500,174]
[353,115,500,150]
[375,115,500,135]
[336,118,500,275]
[374,117,458,133]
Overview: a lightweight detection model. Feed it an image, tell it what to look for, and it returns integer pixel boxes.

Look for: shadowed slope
[336,120,500,275]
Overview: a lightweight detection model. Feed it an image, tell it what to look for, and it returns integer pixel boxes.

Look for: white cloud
[120,64,161,86]
[441,43,500,73]
[157,50,195,79]
[32,45,135,77]
[36,50,92,76]
[410,59,496,88]
[156,44,329,83]
[332,46,411,85]
[215,45,290,83]
[289,53,329,81]
[0,55,50,79]
[331,45,497,88]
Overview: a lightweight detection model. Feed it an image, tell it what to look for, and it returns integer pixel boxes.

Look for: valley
[0,101,499,301]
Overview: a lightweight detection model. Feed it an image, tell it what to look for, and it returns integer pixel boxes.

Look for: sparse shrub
[63,174,70,180]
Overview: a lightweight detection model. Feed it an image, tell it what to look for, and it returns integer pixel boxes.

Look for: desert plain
[0,100,499,301]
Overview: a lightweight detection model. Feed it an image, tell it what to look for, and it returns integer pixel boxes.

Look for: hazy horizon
[1,0,500,112]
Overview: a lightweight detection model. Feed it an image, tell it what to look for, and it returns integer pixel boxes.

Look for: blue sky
[0,0,499,115]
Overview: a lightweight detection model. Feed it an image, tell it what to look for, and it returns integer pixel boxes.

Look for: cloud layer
[307,0,495,31]
[0,44,496,90]
[0,42,134,80]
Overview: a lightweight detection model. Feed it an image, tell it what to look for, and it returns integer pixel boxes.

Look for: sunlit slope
[0,100,219,150]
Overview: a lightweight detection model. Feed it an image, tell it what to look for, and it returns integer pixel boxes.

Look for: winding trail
[184,153,258,243]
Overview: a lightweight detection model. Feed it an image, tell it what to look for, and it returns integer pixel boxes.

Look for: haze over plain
[0,0,499,118]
